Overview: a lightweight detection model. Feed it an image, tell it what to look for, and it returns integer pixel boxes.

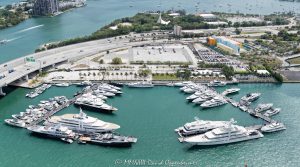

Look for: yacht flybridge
[175,117,230,136]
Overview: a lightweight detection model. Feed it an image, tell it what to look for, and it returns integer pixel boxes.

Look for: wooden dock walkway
[224,95,273,123]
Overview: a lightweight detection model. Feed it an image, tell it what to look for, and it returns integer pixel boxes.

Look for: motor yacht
[261,122,286,133]
[27,125,76,143]
[127,81,154,88]
[5,119,26,128]
[241,93,261,102]
[200,97,228,108]
[79,133,137,147]
[263,108,281,117]
[181,119,263,145]
[44,109,120,133]
[255,103,273,113]
[222,88,240,96]
[55,83,69,87]
[175,117,230,136]
[208,80,227,87]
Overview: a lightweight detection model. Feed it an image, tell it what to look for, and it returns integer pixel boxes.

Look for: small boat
[222,88,240,96]
[255,103,273,113]
[263,108,281,117]
[261,122,286,133]
[241,93,261,102]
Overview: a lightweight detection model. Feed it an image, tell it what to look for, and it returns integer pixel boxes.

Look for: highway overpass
[0,36,169,96]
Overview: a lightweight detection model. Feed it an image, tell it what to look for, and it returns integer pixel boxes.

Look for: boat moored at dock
[241,93,261,102]
[27,124,76,143]
[207,80,227,87]
[44,109,120,133]
[127,81,154,88]
[180,119,263,146]
[175,117,230,136]
[5,119,26,128]
[261,122,286,133]
[78,133,137,147]
[255,103,273,113]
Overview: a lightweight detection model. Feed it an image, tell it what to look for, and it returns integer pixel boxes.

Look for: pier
[223,95,274,123]
[25,85,94,127]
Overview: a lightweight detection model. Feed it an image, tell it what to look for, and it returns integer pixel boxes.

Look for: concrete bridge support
[25,75,29,81]
[0,87,6,96]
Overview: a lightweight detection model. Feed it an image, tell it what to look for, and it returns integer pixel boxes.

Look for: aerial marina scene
[1,0,300,166]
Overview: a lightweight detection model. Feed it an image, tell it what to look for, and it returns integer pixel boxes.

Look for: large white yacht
[200,97,228,108]
[181,119,264,145]
[175,117,230,136]
[44,109,120,133]
[127,81,154,88]
[186,94,199,101]
[261,122,286,133]
[241,93,261,102]
[27,124,76,143]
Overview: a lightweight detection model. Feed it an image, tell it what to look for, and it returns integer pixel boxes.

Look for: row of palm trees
[78,71,148,80]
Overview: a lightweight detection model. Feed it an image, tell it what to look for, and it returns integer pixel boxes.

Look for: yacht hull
[74,103,116,114]
[183,134,263,146]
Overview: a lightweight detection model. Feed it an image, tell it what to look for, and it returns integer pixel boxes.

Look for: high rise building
[32,0,59,16]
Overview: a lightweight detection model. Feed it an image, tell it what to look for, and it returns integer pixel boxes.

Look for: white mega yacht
[175,117,230,136]
[181,119,263,146]
[44,109,120,133]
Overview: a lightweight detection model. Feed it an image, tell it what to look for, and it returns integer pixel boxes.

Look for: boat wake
[15,25,44,34]
[0,36,23,45]
[7,36,23,42]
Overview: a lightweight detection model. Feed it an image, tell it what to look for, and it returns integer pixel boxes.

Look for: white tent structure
[157,13,170,25]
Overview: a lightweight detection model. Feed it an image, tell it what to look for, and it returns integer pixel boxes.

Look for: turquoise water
[0,84,300,166]
[1,0,300,63]
[1,0,300,166]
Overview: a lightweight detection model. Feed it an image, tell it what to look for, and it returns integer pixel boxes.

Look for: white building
[173,25,182,36]
[197,13,218,21]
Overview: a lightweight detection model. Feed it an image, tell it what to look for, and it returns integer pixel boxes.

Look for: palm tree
[101,72,105,80]
[111,73,114,80]
[134,73,138,79]
[106,72,110,80]
[97,72,101,80]
[125,72,128,80]
[116,73,119,80]
[120,73,123,80]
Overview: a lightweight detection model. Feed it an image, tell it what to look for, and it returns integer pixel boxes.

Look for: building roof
[198,13,217,19]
